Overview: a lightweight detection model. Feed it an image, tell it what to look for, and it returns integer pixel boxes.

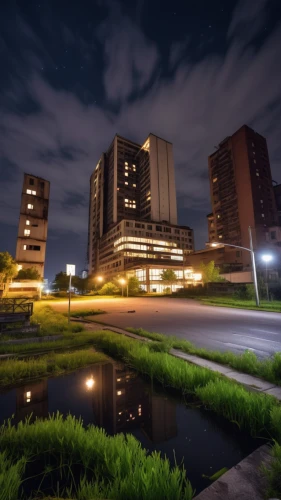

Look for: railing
[0,298,33,315]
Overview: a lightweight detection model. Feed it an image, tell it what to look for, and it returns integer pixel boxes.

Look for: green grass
[0,414,193,500]
[199,297,281,312]
[69,308,106,318]
[263,441,281,499]
[32,305,84,335]
[126,327,281,386]
[0,349,107,388]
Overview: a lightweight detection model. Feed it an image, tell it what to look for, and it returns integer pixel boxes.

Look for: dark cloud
[0,0,281,276]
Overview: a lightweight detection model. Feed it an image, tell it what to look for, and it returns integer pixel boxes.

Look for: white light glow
[85,378,95,389]
[262,254,273,263]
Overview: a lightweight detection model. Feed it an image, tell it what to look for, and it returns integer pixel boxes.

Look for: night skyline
[1,0,281,281]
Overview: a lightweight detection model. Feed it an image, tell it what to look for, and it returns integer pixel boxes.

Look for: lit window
[23,245,27,250]
[117,390,122,396]
[219,235,222,239]
[253,159,256,164]
[26,189,36,195]
[26,220,30,225]
[217,215,220,219]
[213,177,218,183]
[261,213,265,217]
[24,229,30,236]
[125,199,129,202]
[132,164,136,171]
[133,183,136,187]
[125,165,129,170]
[256,172,259,177]
[26,391,31,403]
[27,204,33,209]
[125,181,128,185]
[147,196,151,201]
[125,172,128,177]
[125,161,128,166]
[117,378,121,382]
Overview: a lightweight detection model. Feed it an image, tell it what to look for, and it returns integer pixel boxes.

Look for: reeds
[0,414,194,500]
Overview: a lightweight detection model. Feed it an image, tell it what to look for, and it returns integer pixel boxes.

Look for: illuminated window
[27,204,33,209]
[132,164,136,172]
[147,196,151,201]
[133,183,136,187]
[24,229,30,236]
[125,199,129,202]
[23,245,27,250]
[125,165,129,170]
[125,172,128,177]
[26,189,36,195]
[213,177,218,183]
[217,215,220,219]
[117,378,121,382]
[26,220,30,225]
[125,181,128,185]
[125,161,128,166]
[117,390,122,396]
[219,235,222,239]
[253,159,256,164]
[261,213,265,217]
[26,391,31,403]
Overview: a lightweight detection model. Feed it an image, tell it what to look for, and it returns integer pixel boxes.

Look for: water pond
[0,360,262,494]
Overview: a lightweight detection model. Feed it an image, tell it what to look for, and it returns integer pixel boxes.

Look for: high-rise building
[15,173,50,278]
[274,184,281,226]
[208,125,278,265]
[88,134,194,290]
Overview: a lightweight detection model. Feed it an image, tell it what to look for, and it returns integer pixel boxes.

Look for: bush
[164,287,171,295]
[98,282,120,295]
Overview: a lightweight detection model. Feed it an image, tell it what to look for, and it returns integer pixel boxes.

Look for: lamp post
[66,264,75,324]
[211,226,260,307]
[261,254,273,301]
[119,278,127,297]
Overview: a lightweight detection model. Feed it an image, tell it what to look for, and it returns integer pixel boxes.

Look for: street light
[85,377,95,390]
[211,226,260,306]
[96,276,103,283]
[262,254,273,301]
[119,278,127,297]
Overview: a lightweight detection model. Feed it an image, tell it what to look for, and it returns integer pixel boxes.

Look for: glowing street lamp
[211,226,259,306]
[119,278,127,297]
[96,276,103,283]
[262,254,273,301]
[85,377,95,390]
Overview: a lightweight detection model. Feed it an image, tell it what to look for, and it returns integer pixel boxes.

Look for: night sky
[1,0,281,282]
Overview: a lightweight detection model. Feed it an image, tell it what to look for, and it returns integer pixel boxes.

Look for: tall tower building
[88,133,194,288]
[15,173,50,278]
[208,125,278,265]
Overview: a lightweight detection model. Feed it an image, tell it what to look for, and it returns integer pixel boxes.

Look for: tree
[53,272,69,291]
[128,276,141,296]
[199,261,222,284]
[72,276,89,295]
[98,282,120,296]
[0,252,18,282]
[0,252,18,297]
[16,267,41,280]
[160,269,177,293]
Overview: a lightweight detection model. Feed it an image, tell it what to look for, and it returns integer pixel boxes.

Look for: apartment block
[208,125,278,266]
[88,133,193,284]
[15,173,50,278]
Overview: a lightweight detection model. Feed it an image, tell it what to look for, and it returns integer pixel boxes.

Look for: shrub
[98,282,120,295]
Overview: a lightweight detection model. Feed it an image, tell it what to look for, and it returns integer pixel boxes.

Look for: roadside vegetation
[0,414,193,500]
[127,327,281,386]
[199,296,281,312]
[69,308,106,317]
[0,349,107,388]
[31,305,84,335]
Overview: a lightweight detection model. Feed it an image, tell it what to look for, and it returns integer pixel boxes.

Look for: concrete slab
[170,349,233,375]
[263,386,281,399]
[226,371,276,391]
[194,444,272,500]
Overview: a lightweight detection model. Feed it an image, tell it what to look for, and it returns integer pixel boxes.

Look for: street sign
[66,264,75,276]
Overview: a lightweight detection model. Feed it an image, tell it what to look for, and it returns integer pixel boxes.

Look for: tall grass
[200,297,281,312]
[32,304,84,334]
[0,414,194,500]
[69,308,106,318]
[0,349,107,387]
[0,451,26,500]
[263,441,281,499]
[127,327,281,385]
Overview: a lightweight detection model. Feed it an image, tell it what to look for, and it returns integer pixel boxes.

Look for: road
[51,297,281,358]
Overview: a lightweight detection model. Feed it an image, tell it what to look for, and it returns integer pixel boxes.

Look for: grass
[0,349,107,388]
[0,414,193,500]
[263,441,281,499]
[32,305,84,335]
[69,308,106,318]
[0,451,27,500]
[126,327,281,386]
[199,296,281,312]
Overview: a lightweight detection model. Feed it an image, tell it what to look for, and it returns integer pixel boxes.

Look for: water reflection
[0,361,261,494]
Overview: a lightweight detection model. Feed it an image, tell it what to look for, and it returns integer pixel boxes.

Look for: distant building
[15,173,50,278]
[208,125,278,266]
[88,134,194,290]
[274,184,281,226]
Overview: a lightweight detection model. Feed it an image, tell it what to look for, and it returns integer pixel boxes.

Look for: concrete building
[274,183,281,225]
[88,134,194,288]
[208,125,278,266]
[15,173,50,278]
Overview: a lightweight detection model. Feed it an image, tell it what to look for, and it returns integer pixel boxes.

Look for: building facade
[208,125,278,266]
[88,134,194,285]
[15,173,50,278]
[274,183,281,226]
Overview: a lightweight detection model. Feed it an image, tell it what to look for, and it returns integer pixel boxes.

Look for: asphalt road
[51,297,281,358]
